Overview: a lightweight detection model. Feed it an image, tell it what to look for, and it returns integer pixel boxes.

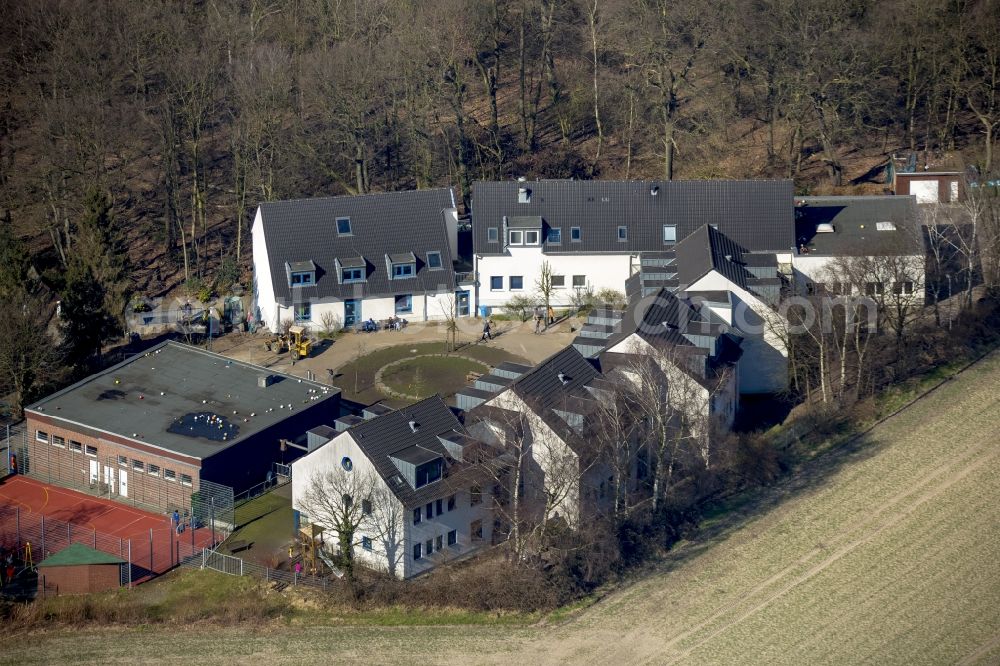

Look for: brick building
[22,341,342,512]
[37,543,124,595]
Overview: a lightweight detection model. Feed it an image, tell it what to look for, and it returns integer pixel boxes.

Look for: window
[488,227,499,242]
[663,225,677,243]
[435,498,443,515]
[470,485,482,506]
[570,226,581,242]
[551,275,565,288]
[164,469,177,482]
[294,303,312,322]
[69,441,82,454]
[508,230,523,245]
[35,430,49,444]
[490,276,503,291]
[395,294,413,314]
[362,536,373,551]
[510,276,524,291]
[426,502,434,520]
[412,543,422,560]
[617,226,628,241]
[341,268,364,283]
[893,281,914,295]
[524,230,540,245]
[290,272,313,285]
[362,499,372,515]
[426,251,443,269]
[132,460,144,473]
[148,464,160,477]
[471,519,483,542]
[866,282,884,296]
[392,263,415,279]
[415,459,443,488]
[436,535,443,551]
[447,529,457,546]
[85,445,97,457]
[51,435,65,448]
[118,455,128,467]
[447,495,456,511]
[341,456,353,471]
[336,217,352,235]
[572,275,586,288]
[425,538,434,555]
[546,227,562,244]
[180,474,193,487]
[413,507,422,525]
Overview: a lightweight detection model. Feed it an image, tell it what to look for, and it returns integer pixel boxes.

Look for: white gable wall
[251,208,279,331]
[688,272,789,394]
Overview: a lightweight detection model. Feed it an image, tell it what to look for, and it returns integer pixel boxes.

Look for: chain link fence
[179,545,337,591]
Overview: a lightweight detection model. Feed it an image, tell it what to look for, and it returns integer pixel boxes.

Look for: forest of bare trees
[0,0,998,298]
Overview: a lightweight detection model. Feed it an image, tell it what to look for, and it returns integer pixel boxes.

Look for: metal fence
[233,463,292,507]
[179,546,336,591]
[191,479,235,534]
[0,504,222,588]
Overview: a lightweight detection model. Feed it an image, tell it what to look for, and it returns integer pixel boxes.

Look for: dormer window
[342,268,364,283]
[426,251,443,269]
[386,252,417,280]
[336,217,352,235]
[525,230,539,245]
[509,230,523,245]
[415,459,443,488]
[286,260,317,288]
[336,256,366,284]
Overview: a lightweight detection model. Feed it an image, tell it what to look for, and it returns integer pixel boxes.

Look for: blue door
[456,290,470,317]
[344,299,361,327]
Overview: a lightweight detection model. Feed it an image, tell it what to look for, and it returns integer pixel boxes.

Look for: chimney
[257,374,273,388]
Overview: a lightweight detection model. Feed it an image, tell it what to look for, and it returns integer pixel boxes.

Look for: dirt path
[9,352,1000,665]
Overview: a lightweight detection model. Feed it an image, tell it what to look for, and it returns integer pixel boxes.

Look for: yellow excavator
[264,325,313,360]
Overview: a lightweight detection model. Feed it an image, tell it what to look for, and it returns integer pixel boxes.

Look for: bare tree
[535,260,554,316]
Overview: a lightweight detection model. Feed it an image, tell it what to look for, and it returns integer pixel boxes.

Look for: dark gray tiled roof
[349,395,494,506]
[258,189,457,303]
[795,196,922,256]
[472,179,794,256]
[675,226,780,301]
[510,346,602,413]
[26,341,340,459]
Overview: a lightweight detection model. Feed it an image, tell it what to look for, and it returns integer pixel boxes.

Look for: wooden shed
[37,543,124,596]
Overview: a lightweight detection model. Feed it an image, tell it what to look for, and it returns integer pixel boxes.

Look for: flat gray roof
[27,341,340,460]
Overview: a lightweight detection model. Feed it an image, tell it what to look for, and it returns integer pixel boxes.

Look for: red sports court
[0,475,215,582]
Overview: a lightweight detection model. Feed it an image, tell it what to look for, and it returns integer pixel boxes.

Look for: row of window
[490,275,586,291]
[34,430,192,486]
[413,494,458,525]
[806,281,915,296]
[411,529,462,560]
[293,293,416,323]
[487,225,678,245]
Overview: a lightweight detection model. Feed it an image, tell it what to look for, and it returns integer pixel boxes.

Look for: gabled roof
[349,395,496,506]
[675,225,781,302]
[472,179,794,256]
[38,543,124,567]
[257,188,457,303]
[794,195,922,256]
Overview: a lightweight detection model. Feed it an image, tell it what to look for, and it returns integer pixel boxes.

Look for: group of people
[361,316,407,333]
[534,305,556,334]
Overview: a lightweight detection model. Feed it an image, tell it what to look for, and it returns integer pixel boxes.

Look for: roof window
[336,217,352,235]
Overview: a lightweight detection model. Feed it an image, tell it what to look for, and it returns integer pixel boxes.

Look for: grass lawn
[381,356,489,400]
[334,341,528,405]
[225,486,296,567]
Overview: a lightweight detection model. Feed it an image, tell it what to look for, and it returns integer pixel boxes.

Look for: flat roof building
[22,341,342,513]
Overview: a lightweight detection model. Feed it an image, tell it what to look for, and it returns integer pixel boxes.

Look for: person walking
[481,318,492,341]
[172,509,180,534]
[534,306,543,334]
[547,305,555,326]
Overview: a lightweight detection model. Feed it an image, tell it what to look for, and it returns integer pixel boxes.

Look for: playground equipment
[298,523,325,575]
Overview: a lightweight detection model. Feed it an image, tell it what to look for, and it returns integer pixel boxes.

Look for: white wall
[476,249,633,309]
[251,208,278,331]
[792,253,925,302]
[404,486,494,578]
[688,272,789,394]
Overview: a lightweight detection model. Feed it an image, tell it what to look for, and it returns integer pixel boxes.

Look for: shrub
[502,295,535,322]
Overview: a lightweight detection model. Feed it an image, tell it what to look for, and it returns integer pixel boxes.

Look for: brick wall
[25,415,201,512]
[38,563,121,595]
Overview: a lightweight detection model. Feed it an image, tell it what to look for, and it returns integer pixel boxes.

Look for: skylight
[876,221,897,231]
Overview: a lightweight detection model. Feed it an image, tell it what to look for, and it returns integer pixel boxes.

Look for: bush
[502,295,535,322]
[594,288,626,310]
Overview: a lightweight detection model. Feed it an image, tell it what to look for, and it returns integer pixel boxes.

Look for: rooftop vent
[651,185,659,196]
[816,223,836,233]
[876,221,897,231]
[257,374,273,388]
[518,187,531,203]
[557,372,570,385]
[724,254,733,261]
[409,420,420,433]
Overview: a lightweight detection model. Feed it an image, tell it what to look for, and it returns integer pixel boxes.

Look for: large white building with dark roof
[471,179,795,310]
[252,188,473,333]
